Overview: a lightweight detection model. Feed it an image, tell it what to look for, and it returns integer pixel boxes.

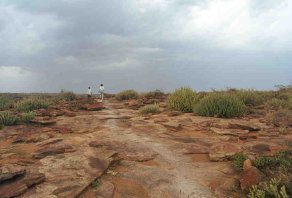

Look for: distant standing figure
[87,87,92,98]
[99,84,105,101]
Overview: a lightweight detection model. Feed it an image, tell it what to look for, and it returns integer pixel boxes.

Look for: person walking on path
[87,86,92,98]
[99,84,105,101]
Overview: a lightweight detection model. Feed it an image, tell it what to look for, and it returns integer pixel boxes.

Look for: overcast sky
[0,0,291,93]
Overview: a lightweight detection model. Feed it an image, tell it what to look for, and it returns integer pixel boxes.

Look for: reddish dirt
[0,98,291,198]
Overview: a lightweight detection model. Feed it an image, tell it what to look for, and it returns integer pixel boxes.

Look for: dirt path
[81,102,213,198]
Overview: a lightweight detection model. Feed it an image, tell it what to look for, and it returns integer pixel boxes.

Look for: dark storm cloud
[0,0,291,93]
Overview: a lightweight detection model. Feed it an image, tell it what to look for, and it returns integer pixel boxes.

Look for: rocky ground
[0,97,291,198]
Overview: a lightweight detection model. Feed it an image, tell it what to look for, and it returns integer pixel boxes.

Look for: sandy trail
[88,102,213,198]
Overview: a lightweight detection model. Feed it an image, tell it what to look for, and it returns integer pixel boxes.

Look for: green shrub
[59,90,77,101]
[0,124,3,130]
[265,99,287,109]
[21,111,36,123]
[0,95,13,111]
[139,104,160,115]
[91,179,101,188]
[234,90,267,106]
[0,111,18,126]
[193,93,246,118]
[167,87,196,113]
[266,109,292,128]
[15,96,50,112]
[254,151,292,170]
[143,89,165,98]
[229,153,247,172]
[115,90,139,101]
[248,178,288,198]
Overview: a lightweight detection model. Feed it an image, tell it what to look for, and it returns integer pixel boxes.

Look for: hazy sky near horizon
[0,0,292,93]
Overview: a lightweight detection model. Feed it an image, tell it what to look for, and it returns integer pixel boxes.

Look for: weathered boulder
[209,143,242,161]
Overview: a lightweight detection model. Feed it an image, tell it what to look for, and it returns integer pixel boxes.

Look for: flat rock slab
[81,104,105,111]
[30,119,57,125]
[250,143,271,154]
[94,181,115,198]
[23,149,116,198]
[209,143,243,161]
[0,181,28,198]
[210,127,249,136]
[12,136,26,144]
[182,143,210,154]
[32,146,66,159]
[0,173,45,198]
[51,126,73,134]
[227,121,261,131]
[36,138,63,147]
[118,151,158,162]
[161,122,182,131]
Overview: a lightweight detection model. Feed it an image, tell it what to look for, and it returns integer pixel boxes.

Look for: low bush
[266,109,292,128]
[275,85,292,101]
[59,90,77,101]
[0,95,13,111]
[193,93,246,118]
[287,98,292,110]
[143,89,165,98]
[234,90,267,106]
[21,111,36,123]
[15,96,50,112]
[139,104,160,115]
[0,111,18,126]
[167,87,196,113]
[115,90,139,101]
[248,178,288,198]
[254,151,292,170]
[265,99,287,109]
[0,124,3,130]
[229,153,247,172]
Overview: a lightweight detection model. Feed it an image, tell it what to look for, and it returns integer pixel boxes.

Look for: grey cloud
[0,0,291,93]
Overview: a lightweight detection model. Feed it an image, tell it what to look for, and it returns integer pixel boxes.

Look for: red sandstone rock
[240,166,264,190]
[209,143,242,161]
[33,146,66,159]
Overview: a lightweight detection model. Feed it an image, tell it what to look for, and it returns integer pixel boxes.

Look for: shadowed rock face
[0,165,45,198]
[0,97,290,198]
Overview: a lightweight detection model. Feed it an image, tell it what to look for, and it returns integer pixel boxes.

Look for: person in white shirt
[99,84,105,101]
[87,86,92,98]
